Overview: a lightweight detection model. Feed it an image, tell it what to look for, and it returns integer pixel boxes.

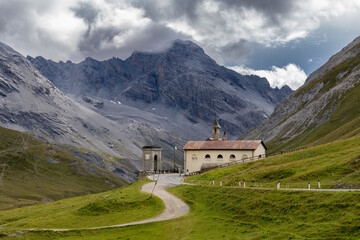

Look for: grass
[0,178,164,230]
[2,133,360,239]
[3,185,360,239]
[0,126,128,210]
[186,136,360,189]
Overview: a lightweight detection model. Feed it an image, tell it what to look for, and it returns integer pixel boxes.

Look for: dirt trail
[25,174,189,232]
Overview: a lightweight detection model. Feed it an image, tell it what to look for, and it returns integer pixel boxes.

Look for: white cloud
[230,64,307,90]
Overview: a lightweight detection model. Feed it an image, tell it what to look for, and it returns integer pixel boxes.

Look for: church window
[192,154,197,161]
[217,154,223,160]
[205,154,211,161]
[230,154,235,160]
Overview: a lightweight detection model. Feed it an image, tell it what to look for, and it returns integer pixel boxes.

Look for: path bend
[25,174,189,232]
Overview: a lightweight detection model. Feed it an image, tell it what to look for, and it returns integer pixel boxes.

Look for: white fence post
[244,181,246,188]
[239,181,241,187]
[318,180,321,189]
[308,182,311,190]
[277,181,280,190]
[213,179,215,185]
[220,180,222,187]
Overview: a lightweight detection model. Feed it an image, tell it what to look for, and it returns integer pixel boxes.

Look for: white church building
[183,118,267,174]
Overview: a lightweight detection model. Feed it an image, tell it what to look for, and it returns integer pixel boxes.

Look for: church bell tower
[212,118,221,140]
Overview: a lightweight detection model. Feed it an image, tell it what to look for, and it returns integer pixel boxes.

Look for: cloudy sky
[1,0,360,90]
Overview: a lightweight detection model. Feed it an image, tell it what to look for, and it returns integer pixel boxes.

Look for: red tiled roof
[183,140,266,150]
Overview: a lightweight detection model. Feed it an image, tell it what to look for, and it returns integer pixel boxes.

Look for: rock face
[28,40,292,139]
[0,41,186,178]
[242,36,360,151]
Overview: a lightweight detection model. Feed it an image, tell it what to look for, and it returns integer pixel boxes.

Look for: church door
[154,155,158,171]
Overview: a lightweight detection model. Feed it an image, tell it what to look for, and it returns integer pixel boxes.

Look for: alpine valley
[0,39,291,186]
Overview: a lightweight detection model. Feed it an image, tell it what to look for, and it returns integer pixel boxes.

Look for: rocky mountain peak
[167,39,205,54]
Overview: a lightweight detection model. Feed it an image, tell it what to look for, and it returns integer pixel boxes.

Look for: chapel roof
[183,140,266,150]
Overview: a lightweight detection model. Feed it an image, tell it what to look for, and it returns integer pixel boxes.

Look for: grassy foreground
[3,184,360,239]
[0,178,163,230]
[187,136,360,189]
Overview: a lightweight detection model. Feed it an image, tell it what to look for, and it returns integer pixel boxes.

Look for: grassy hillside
[0,178,163,230]
[2,185,359,239]
[266,49,360,153]
[186,136,360,189]
[268,81,360,153]
[0,126,128,210]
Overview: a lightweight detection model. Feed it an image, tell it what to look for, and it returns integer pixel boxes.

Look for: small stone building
[142,146,162,172]
[183,118,266,174]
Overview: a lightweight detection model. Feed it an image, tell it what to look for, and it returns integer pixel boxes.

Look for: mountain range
[28,40,291,140]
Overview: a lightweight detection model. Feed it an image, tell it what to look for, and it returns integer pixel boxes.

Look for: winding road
[93,173,190,229]
[26,174,189,232]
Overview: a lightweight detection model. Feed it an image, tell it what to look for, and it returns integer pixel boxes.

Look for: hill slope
[242,36,360,152]
[0,126,130,210]
[28,40,292,140]
[0,178,163,229]
[187,136,360,189]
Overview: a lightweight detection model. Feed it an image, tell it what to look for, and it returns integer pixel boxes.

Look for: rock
[28,39,292,138]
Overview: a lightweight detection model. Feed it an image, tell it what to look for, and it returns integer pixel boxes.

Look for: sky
[0,0,360,90]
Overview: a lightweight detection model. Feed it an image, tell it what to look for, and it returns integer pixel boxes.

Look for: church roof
[212,118,220,128]
[183,140,266,150]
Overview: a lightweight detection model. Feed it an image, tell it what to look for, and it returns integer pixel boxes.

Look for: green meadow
[0,178,163,230]
[2,185,359,239]
[1,136,360,239]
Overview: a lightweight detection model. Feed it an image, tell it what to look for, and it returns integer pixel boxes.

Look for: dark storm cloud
[132,0,201,22]
[78,22,191,60]
[217,0,294,26]
[220,40,254,66]
[127,0,297,65]
[72,2,99,24]
[133,0,294,27]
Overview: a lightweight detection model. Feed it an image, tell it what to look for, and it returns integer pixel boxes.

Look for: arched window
[217,154,223,160]
[242,154,248,160]
[205,154,211,161]
[192,154,197,161]
[230,154,235,160]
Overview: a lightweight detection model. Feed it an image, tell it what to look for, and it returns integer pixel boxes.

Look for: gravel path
[25,174,189,232]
